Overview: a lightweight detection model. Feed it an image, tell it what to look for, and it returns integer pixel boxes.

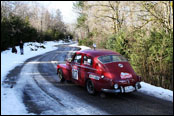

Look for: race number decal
[72,67,78,80]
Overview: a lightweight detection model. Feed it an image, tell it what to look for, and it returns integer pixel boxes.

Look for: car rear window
[98,55,127,64]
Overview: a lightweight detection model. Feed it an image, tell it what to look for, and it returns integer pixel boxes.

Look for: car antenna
[93,43,96,50]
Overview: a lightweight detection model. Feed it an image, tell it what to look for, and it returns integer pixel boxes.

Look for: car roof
[76,49,120,57]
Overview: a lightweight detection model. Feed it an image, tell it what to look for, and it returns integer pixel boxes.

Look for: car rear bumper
[101,88,121,93]
[101,82,141,93]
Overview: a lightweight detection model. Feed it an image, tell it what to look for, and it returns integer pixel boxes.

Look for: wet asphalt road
[5,45,173,115]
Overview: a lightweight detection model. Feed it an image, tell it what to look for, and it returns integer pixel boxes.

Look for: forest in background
[1,1,72,51]
[72,1,173,90]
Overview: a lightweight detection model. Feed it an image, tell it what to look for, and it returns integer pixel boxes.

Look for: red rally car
[57,49,141,95]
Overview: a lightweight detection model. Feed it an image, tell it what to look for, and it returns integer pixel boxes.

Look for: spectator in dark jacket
[12,46,17,54]
[19,40,24,55]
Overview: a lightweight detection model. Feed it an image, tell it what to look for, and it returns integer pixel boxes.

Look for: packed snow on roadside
[1,40,62,83]
[1,40,173,115]
[138,82,173,102]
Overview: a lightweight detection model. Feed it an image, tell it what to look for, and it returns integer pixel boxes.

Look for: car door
[71,53,82,84]
[80,55,94,85]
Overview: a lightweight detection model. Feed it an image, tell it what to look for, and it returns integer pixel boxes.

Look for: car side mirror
[67,58,72,63]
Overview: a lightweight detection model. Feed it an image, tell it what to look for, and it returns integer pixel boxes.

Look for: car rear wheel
[58,69,65,82]
[86,79,96,95]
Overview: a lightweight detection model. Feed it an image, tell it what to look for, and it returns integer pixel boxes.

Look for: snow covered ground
[138,82,173,102]
[1,40,173,115]
[1,41,64,115]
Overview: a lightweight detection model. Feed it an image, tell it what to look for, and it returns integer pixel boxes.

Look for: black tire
[57,69,65,82]
[86,79,96,95]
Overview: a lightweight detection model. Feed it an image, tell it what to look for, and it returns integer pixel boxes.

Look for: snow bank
[1,88,30,115]
[138,82,173,102]
[1,41,63,83]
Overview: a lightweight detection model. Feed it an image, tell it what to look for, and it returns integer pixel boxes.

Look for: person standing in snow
[12,46,17,54]
[19,40,24,55]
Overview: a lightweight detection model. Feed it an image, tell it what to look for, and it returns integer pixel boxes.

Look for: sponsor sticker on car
[120,72,132,79]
